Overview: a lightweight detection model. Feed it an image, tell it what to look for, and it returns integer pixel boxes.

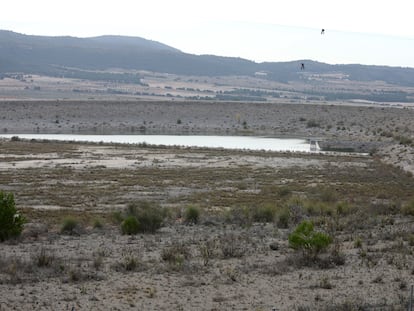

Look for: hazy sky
[2,0,414,67]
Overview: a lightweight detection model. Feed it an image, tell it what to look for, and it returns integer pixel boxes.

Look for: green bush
[0,191,25,242]
[288,220,332,259]
[125,201,166,233]
[184,205,200,224]
[121,216,140,235]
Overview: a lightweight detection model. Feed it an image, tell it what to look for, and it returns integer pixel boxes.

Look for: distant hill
[1,30,414,87]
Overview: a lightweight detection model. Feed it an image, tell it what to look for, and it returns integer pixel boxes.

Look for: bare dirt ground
[1,100,414,310]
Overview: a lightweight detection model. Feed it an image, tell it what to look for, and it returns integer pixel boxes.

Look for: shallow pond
[0,134,317,152]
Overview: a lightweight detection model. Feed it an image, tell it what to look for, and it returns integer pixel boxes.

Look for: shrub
[218,233,247,258]
[60,217,79,235]
[318,188,338,203]
[93,218,103,229]
[277,186,292,198]
[277,208,290,228]
[161,242,190,270]
[252,204,276,223]
[121,255,140,271]
[184,205,200,224]
[36,248,55,267]
[121,216,140,235]
[0,191,25,242]
[224,205,252,226]
[288,220,332,259]
[125,201,166,233]
[285,196,305,222]
[111,211,124,224]
[336,201,353,216]
[306,120,321,128]
[198,239,217,266]
[401,200,414,216]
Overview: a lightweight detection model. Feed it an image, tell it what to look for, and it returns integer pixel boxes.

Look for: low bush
[218,233,248,258]
[401,199,414,216]
[111,211,124,224]
[252,204,276,223]
[184,205,200,224]
[60,217,79,235]
[0,191,25,242]
[161,242,191,270]
[121,216,140,235]
[224,205,252,226]
[277,208,290,228]
[36,248,55,268]
[285,196,305,224]
[92,218,103,229]
[124,201,166,233]
[306,120,321,128]
[288,220,332,260]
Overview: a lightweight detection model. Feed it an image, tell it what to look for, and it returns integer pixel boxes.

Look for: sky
[2,0,414,67]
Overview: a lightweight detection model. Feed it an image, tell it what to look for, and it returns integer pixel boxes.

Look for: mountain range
[1,30,414,87]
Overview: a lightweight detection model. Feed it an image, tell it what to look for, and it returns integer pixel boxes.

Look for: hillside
[1,30,414,104]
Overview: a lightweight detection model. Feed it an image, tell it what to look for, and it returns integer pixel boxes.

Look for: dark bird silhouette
[300,63,305,70]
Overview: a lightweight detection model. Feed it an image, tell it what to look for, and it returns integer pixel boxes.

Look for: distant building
[254,71,268,77]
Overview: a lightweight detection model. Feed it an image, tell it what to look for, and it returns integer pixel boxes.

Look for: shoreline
[1,99,413,172]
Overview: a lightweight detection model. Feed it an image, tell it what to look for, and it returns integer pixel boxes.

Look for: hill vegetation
[1,30,414,89]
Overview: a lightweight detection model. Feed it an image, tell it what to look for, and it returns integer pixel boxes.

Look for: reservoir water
[0,134,315,152]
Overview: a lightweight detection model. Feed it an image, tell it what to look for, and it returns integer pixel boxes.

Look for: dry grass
[0,139,413,310]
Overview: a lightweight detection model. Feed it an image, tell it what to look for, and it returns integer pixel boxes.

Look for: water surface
[0,134,313,152]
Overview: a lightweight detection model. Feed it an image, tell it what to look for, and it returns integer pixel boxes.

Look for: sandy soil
[1,100,414,310]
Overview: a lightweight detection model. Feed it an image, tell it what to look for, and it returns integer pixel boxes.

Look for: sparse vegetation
[161,242,191,270]
[60,217,79,235]
[1,107,414,309]
[252,203,276,223]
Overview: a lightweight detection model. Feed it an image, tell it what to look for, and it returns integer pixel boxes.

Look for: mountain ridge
[1,30,414,87]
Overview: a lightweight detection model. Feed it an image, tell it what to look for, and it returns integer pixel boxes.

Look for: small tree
[288,220,332,259]
[0,191,25,242]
